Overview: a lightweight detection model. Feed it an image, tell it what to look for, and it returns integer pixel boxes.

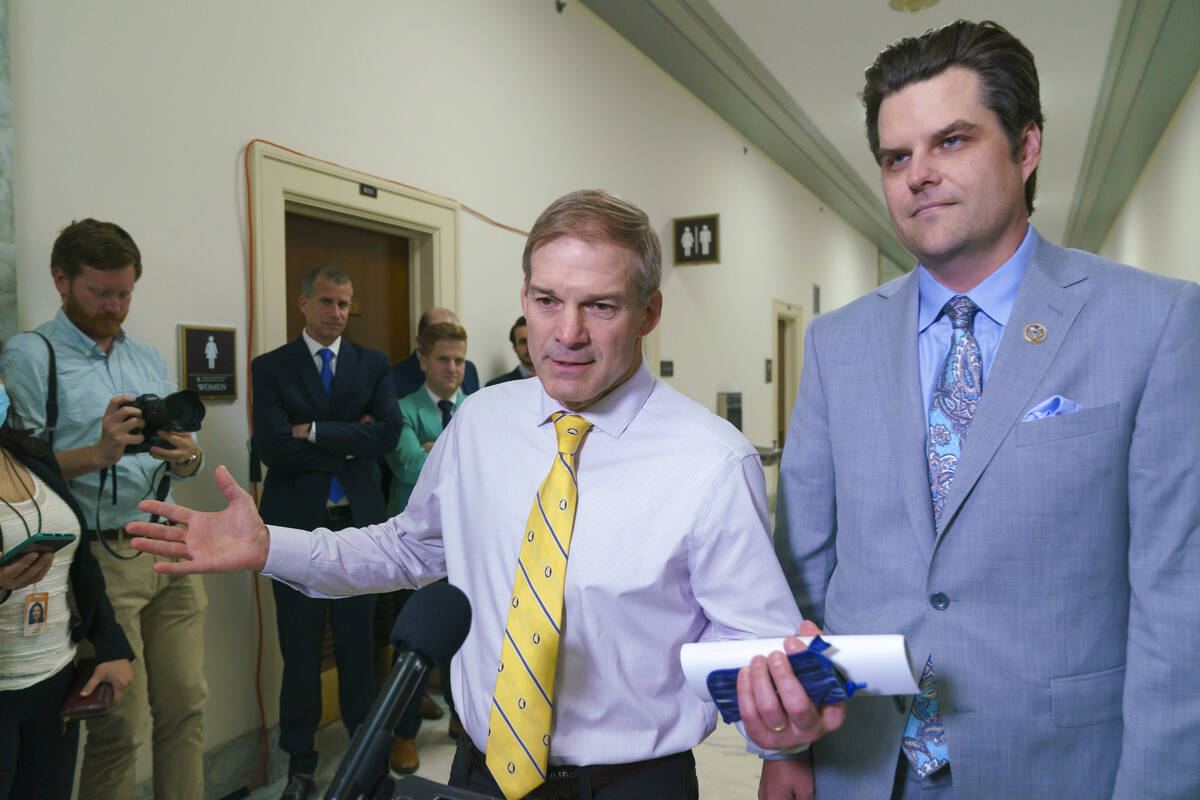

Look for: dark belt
[324,505,353,523]
[465,742,688,799]
[87,520,176,542]
[86,528,126,542]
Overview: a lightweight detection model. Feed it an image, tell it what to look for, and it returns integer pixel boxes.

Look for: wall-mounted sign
[673,214,719,265]
[180,325,236,399]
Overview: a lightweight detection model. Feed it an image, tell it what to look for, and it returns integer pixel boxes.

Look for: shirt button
[930,592,950,610]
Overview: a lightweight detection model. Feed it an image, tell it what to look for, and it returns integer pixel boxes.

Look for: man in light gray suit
[745,19,1200,800]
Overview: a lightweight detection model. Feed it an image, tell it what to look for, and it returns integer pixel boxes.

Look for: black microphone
[325,582,472,800]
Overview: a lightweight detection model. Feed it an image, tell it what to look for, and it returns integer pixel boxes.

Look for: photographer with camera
[0,219,208,800]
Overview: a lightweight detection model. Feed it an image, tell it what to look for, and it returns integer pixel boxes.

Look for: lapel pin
[1023,322,1047,344]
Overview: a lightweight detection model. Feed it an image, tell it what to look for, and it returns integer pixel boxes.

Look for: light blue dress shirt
[917,226,1037,421]
[0,309,194,529]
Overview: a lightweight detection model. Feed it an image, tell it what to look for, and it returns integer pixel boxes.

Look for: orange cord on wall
[238,138,526,789]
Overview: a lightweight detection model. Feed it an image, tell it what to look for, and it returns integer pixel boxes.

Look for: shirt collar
[302,329,342,358]
[52,308,126,357]
[425,385,458,407]
[917,225,1036,334]
[536,356,654,439]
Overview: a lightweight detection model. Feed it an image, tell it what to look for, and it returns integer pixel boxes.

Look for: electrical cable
[237,137,525,789]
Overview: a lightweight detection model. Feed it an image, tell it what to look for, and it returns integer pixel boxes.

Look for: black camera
[122,390,207,454]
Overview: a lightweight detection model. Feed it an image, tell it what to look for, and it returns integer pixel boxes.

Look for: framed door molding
[772,298,803,448]
[246,141,460,357]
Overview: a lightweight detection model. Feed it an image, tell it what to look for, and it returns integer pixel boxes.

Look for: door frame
[772,299,803,448]
[247,141,460,357]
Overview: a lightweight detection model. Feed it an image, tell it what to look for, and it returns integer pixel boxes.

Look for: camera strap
[150,468,171,523]
[94,465,141,561]
[29,332,58,448]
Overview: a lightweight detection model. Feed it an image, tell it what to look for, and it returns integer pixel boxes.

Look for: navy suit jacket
[485,365,527,386]
[252,337,402,529]
[391,349,479,398]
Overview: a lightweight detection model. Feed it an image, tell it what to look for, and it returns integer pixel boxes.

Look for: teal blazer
[385,384,464,516]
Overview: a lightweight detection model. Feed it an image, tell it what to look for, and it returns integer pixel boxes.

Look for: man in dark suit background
[391,307,479,398]
[485,315,534,386]
[251,264,402,800]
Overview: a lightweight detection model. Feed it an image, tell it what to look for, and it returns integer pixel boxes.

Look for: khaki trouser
[77,538,208,800]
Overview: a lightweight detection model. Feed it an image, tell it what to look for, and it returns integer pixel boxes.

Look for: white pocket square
[1022,395,1084,422]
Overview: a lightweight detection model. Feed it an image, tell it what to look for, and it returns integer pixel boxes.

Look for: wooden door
[284,213,410,362]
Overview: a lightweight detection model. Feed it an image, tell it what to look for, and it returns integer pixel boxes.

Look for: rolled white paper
[680,635,920,700]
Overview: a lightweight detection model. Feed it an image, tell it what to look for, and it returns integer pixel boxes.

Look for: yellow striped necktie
[486,411,591,800]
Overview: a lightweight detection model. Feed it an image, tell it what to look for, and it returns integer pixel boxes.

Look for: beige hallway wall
[1101,72,1200,284]
[9,0,879,765]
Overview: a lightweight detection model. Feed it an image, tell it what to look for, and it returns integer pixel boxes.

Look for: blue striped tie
[318,348,345,504]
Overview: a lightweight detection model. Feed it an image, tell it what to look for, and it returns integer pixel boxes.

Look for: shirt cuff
[263,525,316,586]
[737,721,813,759]
[307,422,317,443]
[758,746,812,761]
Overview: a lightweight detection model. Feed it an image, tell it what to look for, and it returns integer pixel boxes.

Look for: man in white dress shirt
[127,189,842,799]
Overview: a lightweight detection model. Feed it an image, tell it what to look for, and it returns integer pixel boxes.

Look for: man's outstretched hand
[738,619,846,750]
[127,465,271,574]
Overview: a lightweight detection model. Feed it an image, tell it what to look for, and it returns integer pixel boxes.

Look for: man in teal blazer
[383,320,468,772]
[746,20,1200,800]
[386,321,468,516]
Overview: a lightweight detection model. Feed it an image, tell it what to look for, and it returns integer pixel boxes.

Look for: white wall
[1100,72,1200,284]
[9,0,878,767]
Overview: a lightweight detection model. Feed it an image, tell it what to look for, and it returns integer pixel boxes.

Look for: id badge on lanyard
[24,591,48,637]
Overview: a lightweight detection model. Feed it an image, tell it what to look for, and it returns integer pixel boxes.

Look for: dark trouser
[0,662,80,800]
[273,577,377,777]
[448,739,698,800]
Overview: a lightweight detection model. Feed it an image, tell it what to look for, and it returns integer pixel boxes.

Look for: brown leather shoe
[447,712,465,740]
[389,737,419,774]
[418,691,445,720]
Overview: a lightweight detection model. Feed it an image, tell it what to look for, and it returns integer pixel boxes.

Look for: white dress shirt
[301,329,341,443]
[265,359,801,765]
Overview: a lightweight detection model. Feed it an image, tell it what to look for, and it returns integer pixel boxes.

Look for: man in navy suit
[251,264,402,800]
[485,316,534,386]
[391,307,480,398]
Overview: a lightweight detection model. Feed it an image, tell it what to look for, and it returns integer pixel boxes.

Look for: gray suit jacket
[775,234,1200,799]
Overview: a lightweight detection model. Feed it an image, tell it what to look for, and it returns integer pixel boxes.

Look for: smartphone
[0,532,77,566]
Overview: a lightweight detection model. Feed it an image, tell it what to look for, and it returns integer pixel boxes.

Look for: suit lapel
[936,237,1088,542]
[413,387,440,439]
[290,338,330,414]
[330,340,358,413]
[873,271,939,560]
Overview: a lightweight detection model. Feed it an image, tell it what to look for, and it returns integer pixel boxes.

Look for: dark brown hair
[50,219,143,280]
[508,316,527,345]
[863,19,1044,215]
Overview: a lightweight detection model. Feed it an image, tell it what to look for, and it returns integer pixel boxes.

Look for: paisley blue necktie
[318,348,345,504]
[904,295,981,777]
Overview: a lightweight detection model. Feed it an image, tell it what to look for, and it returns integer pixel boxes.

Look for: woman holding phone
[0,379,133,800]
